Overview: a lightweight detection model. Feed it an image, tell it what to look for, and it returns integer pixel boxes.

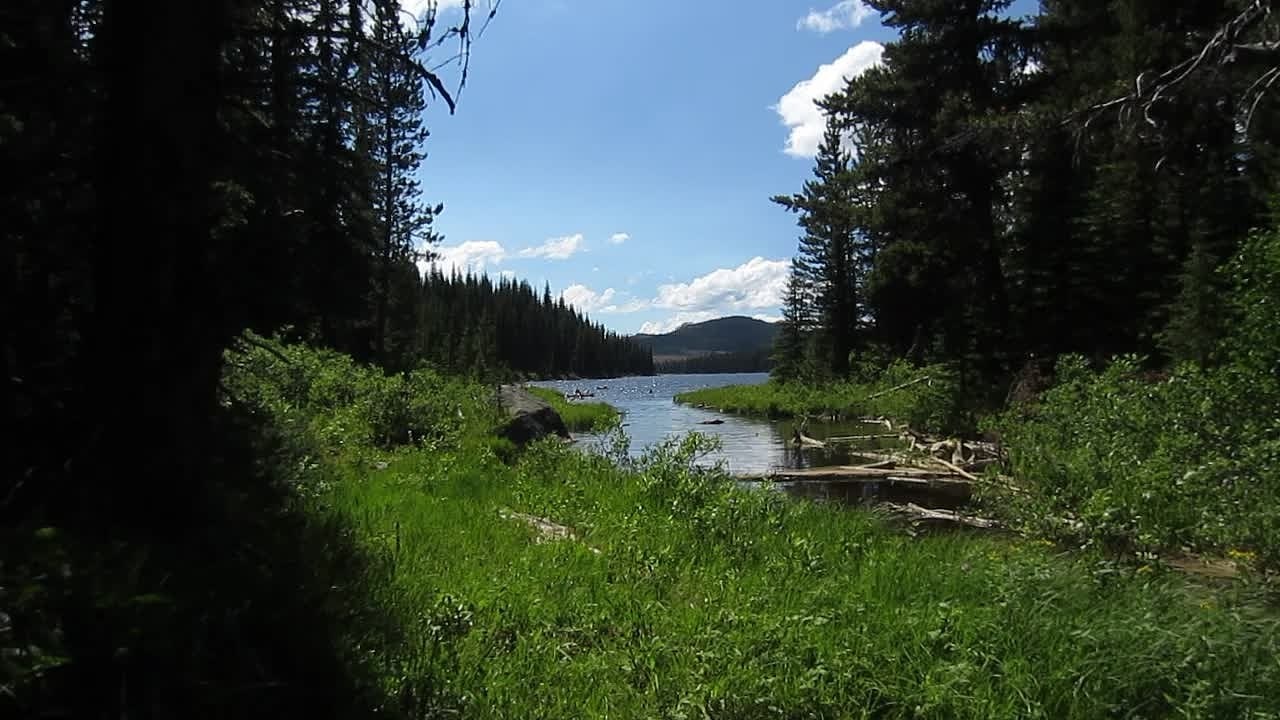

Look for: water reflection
[533,373,895,476]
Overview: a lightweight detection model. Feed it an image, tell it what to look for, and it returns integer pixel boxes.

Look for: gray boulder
[497,385,571,446]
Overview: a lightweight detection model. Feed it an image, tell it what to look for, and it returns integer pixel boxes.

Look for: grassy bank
[215,338,1280,718]
[675,360,961,433]
[526,385,621,432]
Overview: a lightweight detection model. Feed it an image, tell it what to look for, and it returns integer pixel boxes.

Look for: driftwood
[498,509,601,554]
[825,433,901,444]
[882,502,1001,530]
[748,468,974,501]
[866,375,931,400]
[793,431,827,448]
[931,456,980,483]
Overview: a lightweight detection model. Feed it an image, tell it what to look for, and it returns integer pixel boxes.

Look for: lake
[533,373,899,476]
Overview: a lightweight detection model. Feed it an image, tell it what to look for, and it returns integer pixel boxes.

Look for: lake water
[533,373,899,476]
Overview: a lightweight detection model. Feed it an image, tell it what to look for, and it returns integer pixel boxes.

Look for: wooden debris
[882,502,1001,530]
[793,431,827,448]
[866,375,932,400]
[825,433,901,443]
[499,509,601,554]
[931,456,980,483]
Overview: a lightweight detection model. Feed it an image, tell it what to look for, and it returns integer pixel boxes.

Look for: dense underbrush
[224,338,1280,717]
[989,225,1280,567]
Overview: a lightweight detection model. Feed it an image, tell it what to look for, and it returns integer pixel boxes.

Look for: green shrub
[989,223,1280,564]
[223,333,497,452]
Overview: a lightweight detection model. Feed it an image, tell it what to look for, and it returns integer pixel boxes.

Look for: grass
[323,435,1280,718]
[208,337,1280,718]
[675,360,962,433]
[526,385,621,432]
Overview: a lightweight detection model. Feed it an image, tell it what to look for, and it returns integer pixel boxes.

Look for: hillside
[632,316,778,359]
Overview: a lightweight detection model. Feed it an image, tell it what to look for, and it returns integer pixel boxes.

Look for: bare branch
[1072,1,1279,131]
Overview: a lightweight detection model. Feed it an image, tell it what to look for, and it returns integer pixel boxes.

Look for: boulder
[497,385,571,446]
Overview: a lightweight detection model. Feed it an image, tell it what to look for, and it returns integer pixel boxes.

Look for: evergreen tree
[773,113,862,377]
[771,259,815,382]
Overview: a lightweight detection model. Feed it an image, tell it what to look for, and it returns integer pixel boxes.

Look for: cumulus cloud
[561,284,616,313]
[421,240,506,275]
[654,257,788,312]
[638,312,720,335]
[562,284,649,315]
[775,41,884,158]
[609,232,631,245]
[519,233,584,260]
[796,1,873,33]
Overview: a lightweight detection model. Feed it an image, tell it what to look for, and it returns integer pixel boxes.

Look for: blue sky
[410,0,1037,334]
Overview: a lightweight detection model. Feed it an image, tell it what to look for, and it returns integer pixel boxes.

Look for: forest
[771,0,1280,394]
[6,0,1280,718]
[408,269,654,378]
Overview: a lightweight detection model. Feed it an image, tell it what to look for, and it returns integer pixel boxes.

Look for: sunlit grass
[526,385,621,432]
[320,434,1280,719]
[675,361,963,433]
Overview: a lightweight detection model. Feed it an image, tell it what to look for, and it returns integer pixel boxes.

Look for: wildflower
[1227,548,1257,563]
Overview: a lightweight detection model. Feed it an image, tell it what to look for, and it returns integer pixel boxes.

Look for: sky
[408,0,1037,335]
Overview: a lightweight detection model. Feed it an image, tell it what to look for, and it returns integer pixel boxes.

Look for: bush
[223,334,497,452]
[988,223,1280,565]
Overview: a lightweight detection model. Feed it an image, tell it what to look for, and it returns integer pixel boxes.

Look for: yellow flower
[1227,548,1257,562]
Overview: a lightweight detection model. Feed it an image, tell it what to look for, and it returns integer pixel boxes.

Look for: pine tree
[773,113,861,377]
[772,259,815,382]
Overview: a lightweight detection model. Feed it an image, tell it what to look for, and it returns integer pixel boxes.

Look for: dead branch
[866,375,932,400]
[1077,0,1279,131]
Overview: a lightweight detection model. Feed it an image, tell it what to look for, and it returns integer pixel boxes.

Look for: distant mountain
[633,316,778,360]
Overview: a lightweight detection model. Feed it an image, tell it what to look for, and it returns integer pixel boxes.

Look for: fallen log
[498,509,602,554]
[866,375,932,400]
[825,433,900,443]
[882,502,1001,530]
[793,431,826,448]
[931,456,980,483]
[767,466,961,480]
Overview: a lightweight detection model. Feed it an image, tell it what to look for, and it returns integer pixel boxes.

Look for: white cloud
[609,232,631,245]
[654,257,789,312]
[752,314,782,324]
[775,41,884,158]
[561,284,616,313]
[561,284,649,315]
[638,312,720,335]
[421,240,506,275]
[796,1,874,34]
[518,233,584,260]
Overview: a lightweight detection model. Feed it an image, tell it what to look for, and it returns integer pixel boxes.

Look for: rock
[496,385,571,446]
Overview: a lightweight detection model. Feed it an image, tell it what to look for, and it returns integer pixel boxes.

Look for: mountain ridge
[631,315,778,359]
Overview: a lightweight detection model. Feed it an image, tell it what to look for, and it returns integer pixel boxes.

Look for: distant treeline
[655,349,771,375]
[386,267,655,379]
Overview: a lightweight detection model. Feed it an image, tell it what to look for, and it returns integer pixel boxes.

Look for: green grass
[322,435,1280,718]
[526,385,621,432]
[216,338,1280,718]
[676,360,962,433]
